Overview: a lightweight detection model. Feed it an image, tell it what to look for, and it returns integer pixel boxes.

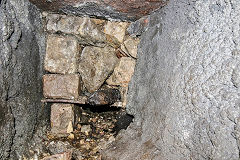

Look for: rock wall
[0,0,46,159]
[103,0,240,159]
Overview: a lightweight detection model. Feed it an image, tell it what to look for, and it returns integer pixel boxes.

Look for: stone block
[50,103,80,136]
[44,34,80,74]
[41,151,72,160]
[104,21,129,43]
[43,74,81,100]
[46,14,119,48]
[78,46,119,93]
[121,36,140,59]
[106,57,136,86]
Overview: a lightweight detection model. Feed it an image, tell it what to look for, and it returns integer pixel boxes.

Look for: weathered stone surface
[0,0,46,159]
[51,103,80,136]
[103,21,129,43]
[121,37,140,58]
[44,34,80,74]
[78,46,119,93]
[42,151,72,160]
[103,0,240,159]
[30,0,167,21]
[87,88,121,106]
[46,14,119,47]
[106,57,136,86]
[43,74,81,100]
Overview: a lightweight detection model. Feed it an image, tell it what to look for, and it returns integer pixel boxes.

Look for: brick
[50,103,80,136]
[43,74,81,100]
[44,34,80,74]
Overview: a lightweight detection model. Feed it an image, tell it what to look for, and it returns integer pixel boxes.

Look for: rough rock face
[0,0,46,159]
[103,0,240,159]
[29,0,167,21]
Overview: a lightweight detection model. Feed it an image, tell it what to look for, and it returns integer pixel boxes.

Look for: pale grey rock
[44,34,80,74]
[78,46,119,93]
[103,0,240,160]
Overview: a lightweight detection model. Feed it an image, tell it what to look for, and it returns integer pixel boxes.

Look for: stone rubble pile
[41,13,139,159]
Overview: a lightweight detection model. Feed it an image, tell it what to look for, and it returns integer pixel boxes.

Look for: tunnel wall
[103,0,240,159]
[0,0,46,159]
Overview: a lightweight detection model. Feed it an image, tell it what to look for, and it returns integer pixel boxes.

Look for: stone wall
[43,13,139,108]
[40,13,139,159]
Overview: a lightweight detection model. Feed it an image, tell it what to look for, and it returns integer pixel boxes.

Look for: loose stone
[81,125,92,133]
[41,151,72,160]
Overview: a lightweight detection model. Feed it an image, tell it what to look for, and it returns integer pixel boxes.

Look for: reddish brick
[43,74,82,100]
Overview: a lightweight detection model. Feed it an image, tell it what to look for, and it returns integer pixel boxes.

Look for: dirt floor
[40,105,132,160]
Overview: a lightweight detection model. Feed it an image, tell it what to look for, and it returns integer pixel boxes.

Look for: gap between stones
[40,12,139,159]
